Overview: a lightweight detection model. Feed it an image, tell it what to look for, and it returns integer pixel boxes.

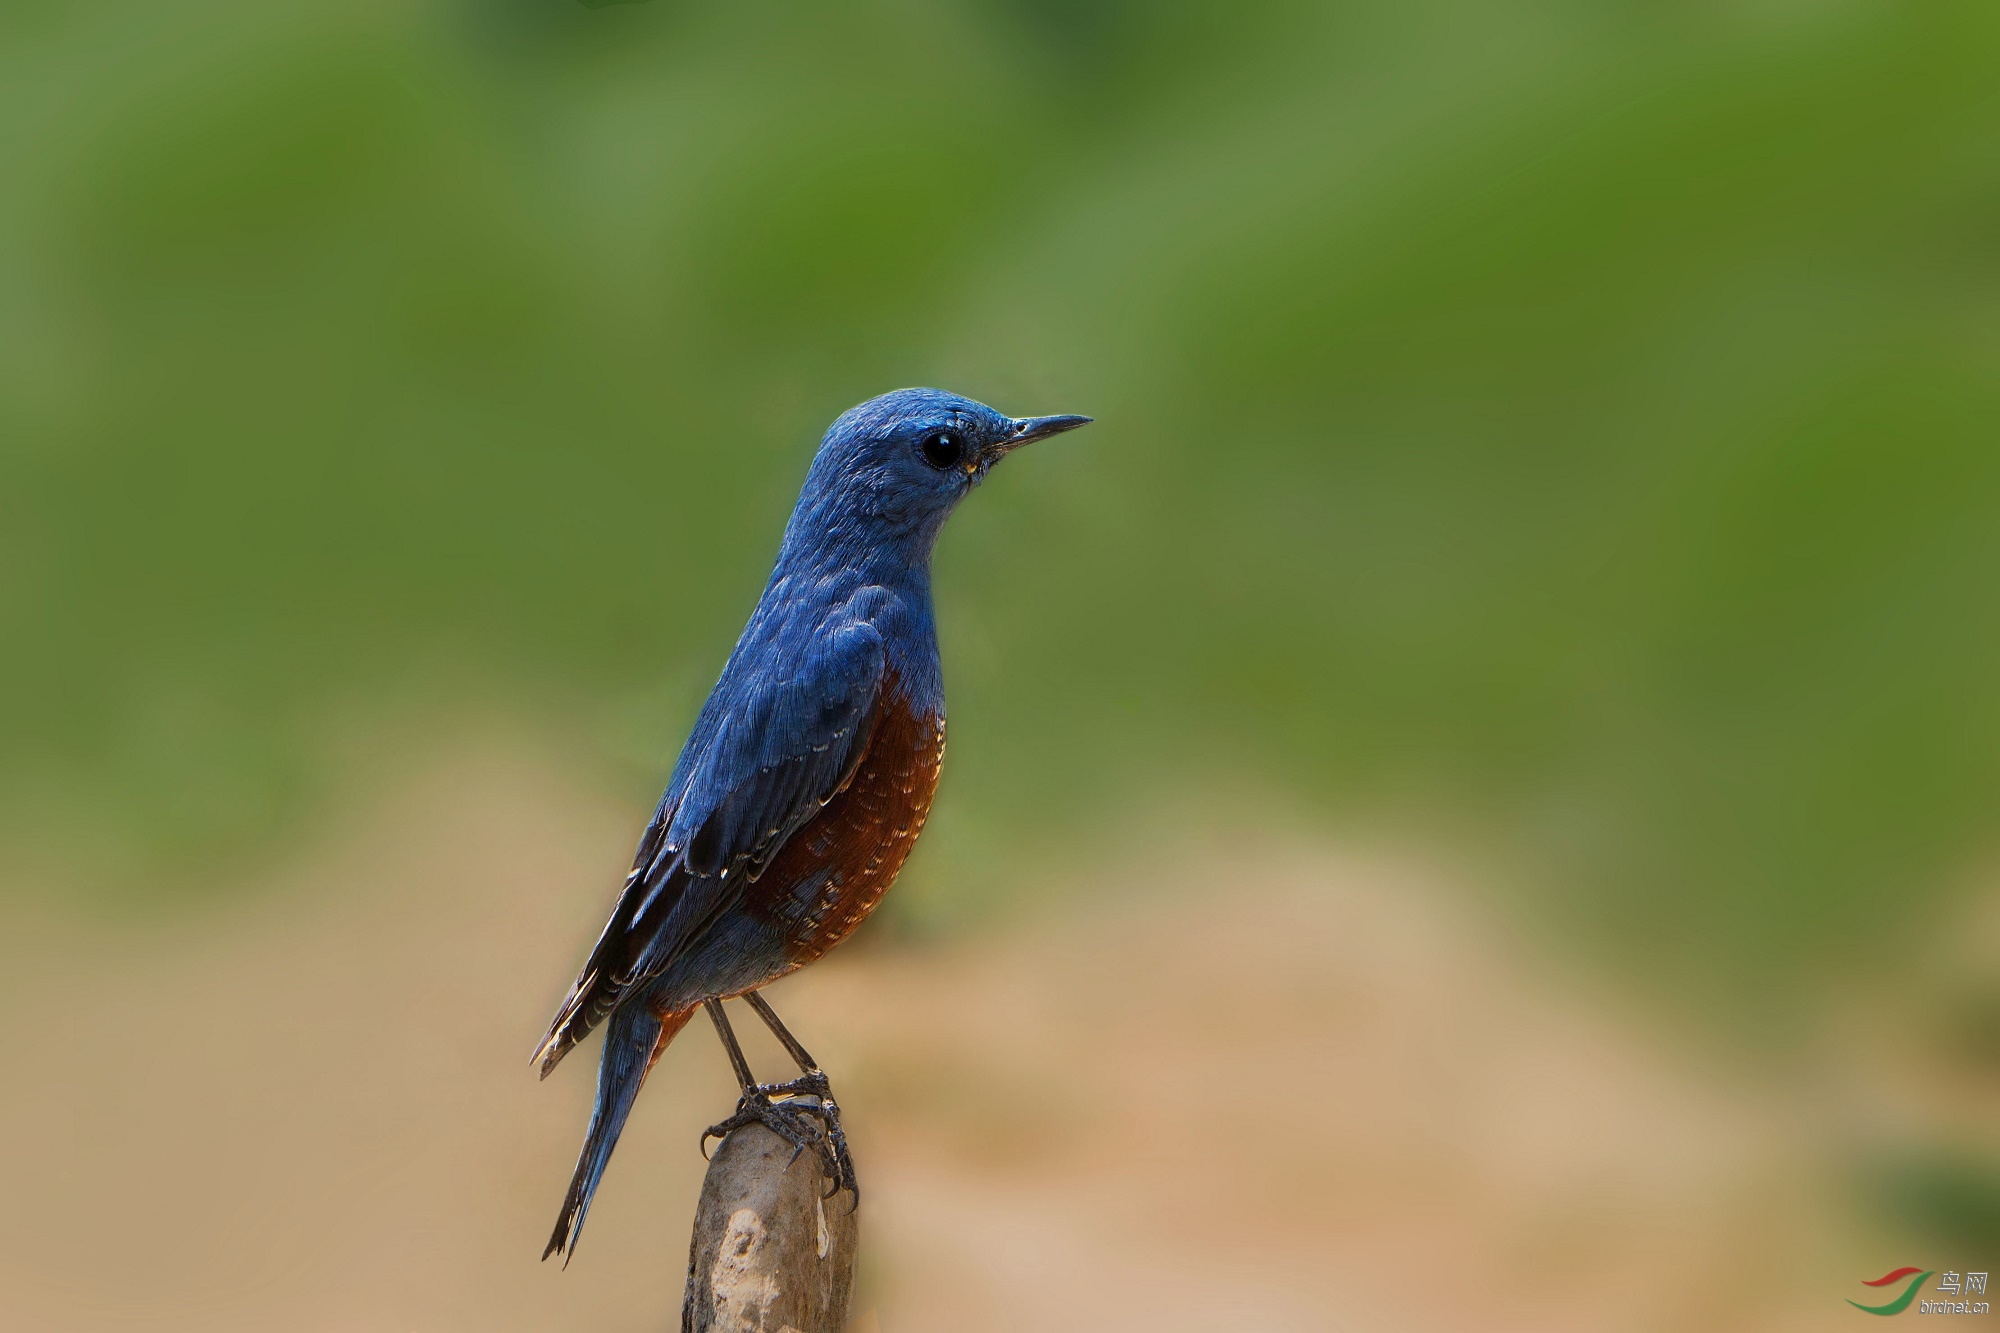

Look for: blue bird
[535,388,1089,1260]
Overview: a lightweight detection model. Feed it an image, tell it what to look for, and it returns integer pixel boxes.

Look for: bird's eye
[920,430,965,470]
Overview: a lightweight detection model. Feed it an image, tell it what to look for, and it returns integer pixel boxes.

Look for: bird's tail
[542,1001,696,1263]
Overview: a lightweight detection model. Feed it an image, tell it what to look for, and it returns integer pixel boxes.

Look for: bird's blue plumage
[536,388,1089,1261]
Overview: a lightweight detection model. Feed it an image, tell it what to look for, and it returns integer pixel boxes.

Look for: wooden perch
[681,1114,859,1333]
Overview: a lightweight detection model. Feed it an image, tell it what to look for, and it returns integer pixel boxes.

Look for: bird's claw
[766,1078,856,1205]
[701,1074,857,1206]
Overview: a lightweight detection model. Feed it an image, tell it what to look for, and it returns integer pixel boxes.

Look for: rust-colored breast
[749,687,945,971]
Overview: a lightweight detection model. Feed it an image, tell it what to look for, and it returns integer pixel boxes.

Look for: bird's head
[790,387,1090,561]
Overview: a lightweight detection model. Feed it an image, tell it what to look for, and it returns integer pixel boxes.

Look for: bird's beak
[997,414,1093,454]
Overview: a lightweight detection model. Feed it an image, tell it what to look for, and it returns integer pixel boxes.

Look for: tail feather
[542,1002,695,1263]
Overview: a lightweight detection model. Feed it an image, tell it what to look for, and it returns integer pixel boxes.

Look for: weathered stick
[681,1116,859,1333]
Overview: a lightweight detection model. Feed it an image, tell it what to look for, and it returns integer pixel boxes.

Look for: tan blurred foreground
[0,745,1906,1331]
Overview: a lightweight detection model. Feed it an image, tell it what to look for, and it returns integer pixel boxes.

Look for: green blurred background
[9,0,1997,1006]
[3,1,1999,1324]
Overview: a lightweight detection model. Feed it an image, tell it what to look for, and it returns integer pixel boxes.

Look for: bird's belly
[748,696,944,970]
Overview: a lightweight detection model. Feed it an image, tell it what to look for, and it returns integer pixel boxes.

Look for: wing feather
[534,598,888,1075]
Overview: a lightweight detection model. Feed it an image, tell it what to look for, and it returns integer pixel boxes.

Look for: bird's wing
[528,791,682,1077]
[534,597,888,1076]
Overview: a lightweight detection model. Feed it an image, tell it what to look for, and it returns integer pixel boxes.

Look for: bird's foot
[702,1075,856,1204]
[755,1070,856,1204]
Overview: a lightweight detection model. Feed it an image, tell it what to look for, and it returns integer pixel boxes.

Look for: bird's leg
[740,990,857,1202]
[706,996,758,1088]
[699,999,844,1192]
[742,989,821,1074]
